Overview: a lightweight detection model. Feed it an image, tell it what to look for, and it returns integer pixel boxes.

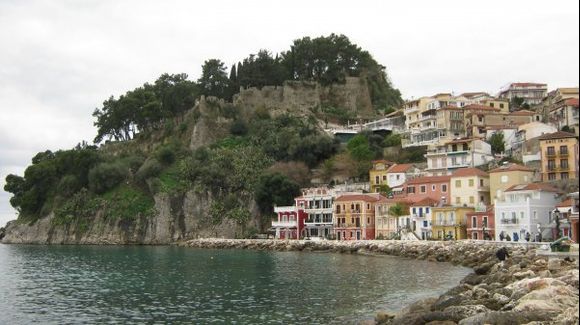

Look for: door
[356,231,361,240]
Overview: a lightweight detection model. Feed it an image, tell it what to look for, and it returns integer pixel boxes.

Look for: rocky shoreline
[182,239,579,325]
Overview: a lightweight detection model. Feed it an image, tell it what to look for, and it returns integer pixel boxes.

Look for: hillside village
[272,82,580,244]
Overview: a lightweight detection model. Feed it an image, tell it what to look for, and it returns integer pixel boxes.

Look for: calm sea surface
[0,244,470,324]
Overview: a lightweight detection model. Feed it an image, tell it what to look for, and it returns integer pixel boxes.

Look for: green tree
[198,59,230,99]
[389,203,406,217]
[254,172,300,216]
[489,132,505,155]
[347,134,374,161]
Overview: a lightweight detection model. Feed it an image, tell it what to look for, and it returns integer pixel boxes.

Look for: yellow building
[450,168,490,208]
[374,198,410,239]
[369,160,395,193]
[431,206,475,240]
[489,163,536,201]
[482,99,510,113]
[538,131,578,181]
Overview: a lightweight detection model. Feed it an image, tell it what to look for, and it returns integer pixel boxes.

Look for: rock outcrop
[1,191,258,245]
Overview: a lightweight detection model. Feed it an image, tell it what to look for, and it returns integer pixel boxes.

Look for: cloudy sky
[0,0,578,227]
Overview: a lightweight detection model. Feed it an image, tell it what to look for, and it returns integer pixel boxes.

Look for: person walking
[525,232,531,242]
[496,246,510,268]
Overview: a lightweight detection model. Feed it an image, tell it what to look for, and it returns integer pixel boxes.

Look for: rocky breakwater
[183,239,579,325]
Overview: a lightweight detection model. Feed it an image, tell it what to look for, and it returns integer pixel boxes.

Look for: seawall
[182,239,579,324]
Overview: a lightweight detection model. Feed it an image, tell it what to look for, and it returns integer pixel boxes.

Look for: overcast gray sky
[1,0,579,227]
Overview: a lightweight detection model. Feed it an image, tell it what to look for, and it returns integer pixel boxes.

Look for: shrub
[155,144,177,165]
[57,174,81,197]
[230,119,248,136]
[135,158,162,181]
[88,161,129,194]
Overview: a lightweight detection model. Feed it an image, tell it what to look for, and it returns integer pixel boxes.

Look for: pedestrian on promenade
[499,231,505,241]
[525,232,531,242]
[505,234,511,241]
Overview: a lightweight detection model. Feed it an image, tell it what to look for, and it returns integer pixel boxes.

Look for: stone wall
[233,77,375,118]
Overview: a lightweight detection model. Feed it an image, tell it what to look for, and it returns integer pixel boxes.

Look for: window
[482,216,488,227]
[375,176,380,184]
[412,208,416,214]
[500,103,504,109]
[455,180,461,188]
[548,173,556,180]
[533,211,537,220]
[500,175,508,183]
[547,146,555,155]
[456,197,461,204]
[472,216,477,228]
[560,146,568,155]
[561,172,569,179]
[561,159,569,169]
[442,184,447,192]
[420,185,426,193]
[396,175,400,180]
[432,185,436,191]
[426,208,430,213]
[480,179,484,187]
[407,186,416,194]
[469,196,474,204]
[490,103,495,108]
[382,175,387,181]
[468,179,474,187]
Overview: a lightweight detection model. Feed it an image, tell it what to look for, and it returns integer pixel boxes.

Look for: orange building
[333,194,384,240]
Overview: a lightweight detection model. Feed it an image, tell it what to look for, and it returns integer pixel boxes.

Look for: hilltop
[2,34,406,244]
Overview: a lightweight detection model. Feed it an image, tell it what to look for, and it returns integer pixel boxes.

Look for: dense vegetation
[4,34,407,237]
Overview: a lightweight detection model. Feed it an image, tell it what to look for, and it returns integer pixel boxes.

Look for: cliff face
[233,76,375,118]
[1,190,257,244]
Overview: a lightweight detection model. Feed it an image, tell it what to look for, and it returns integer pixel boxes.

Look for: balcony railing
[545,151,556,157]
[271,220,298,228]
[546,165,569,172]
[500,218,518,225]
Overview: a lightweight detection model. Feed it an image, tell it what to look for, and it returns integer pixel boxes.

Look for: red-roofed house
[333,193,384,240]
[385,163,421,188]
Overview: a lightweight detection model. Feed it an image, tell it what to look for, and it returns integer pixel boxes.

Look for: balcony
[500,218,518,225]
[545,151,557,158]
[271,220,298,228]
[559,150,569,157]
[546,165,570,172]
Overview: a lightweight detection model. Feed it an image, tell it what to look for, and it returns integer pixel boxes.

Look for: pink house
[397,175,451,204]
[466,207,495,240]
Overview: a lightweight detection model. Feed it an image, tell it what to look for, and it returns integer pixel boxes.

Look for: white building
[301,187,335,239]
[498,82,548,106]
[409,198,438,240]
[386,163,421,188]
[426,138,493,176]
[494,183,561,242]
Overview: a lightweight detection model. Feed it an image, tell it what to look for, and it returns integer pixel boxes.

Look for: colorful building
[334,194,383,240]
[272,205,306,240]
[466,206,495,240]
[369,160,395,193]
[538,131,578,181]
[549,98,579,135]
[431,206,475,240]
[449,167,490,208]
[489,163,536,202]
[398,175,451,204]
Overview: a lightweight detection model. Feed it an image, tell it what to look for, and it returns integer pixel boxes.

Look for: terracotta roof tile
[489,163,535,173]
[565,98,579,107]
[387,163,414,173]
[557,198,573,208]
[410,197,439,207]
[452,167,488,177]
[505,183,562,193]
[537,131,577,141]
